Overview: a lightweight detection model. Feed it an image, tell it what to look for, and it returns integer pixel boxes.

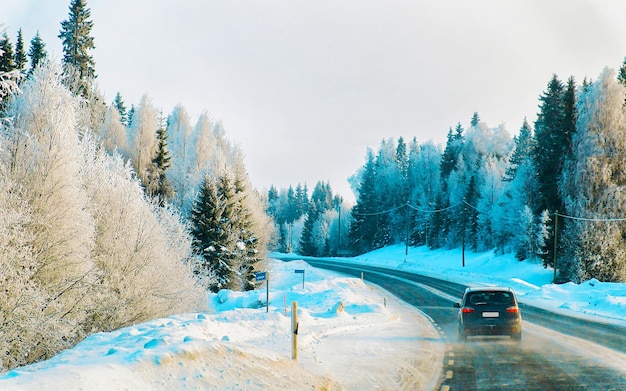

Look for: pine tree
[113,92,128,126]
[27,31,47,78]
[470,112,480,127]
[58,0,96,97]
[0,33,15,72]
[14,29,27,73]
[533,74,567,268]
[191,175,236,292]
[148,114,173,206]
[349,150,379,255]
[504,118,534,181]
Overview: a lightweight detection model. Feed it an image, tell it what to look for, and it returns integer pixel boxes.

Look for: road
[283,257,626,391]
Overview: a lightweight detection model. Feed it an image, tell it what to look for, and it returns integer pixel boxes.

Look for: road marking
[448,359,454,366]
[448,352,455,357]
[441,385,450,391]
[445,370,453,380]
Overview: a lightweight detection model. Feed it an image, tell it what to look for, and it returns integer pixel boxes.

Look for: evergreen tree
[349,150,379,255]
[14,29,27,73]
[190,175,237,292]
[0,33,15,72]
[127,105,135,128]
[533,74,567,268]
[440,123,464,180]
[27,31,47,78]
[504,118,534,181]
[618,57,626,87]
[470,112,480,127]
[113,92,128,126]
[148,114,174,206]
[58,0,96,97]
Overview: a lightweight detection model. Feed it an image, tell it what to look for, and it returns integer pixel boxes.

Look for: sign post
[295,269,305,289]
[255,272,269,312]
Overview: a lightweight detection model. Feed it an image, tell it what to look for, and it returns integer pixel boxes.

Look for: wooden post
[291,301,298,361]
[266,272,270,313]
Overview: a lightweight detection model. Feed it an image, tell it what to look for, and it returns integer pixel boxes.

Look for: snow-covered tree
[560,68,626,282]
[127,94,159,189]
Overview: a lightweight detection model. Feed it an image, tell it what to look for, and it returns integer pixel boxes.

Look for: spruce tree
[504,118,534,181]
[190,175,237,292]
[0,33,15,72]
[14,29,27,73]
[148,115,174,206]
[470,112,480,127]
[349,150,379,255]
[533,74,567,268]
[58,0,96,97]
[27,31,47,77]
[113,92,128,126]
[232,170,261,291]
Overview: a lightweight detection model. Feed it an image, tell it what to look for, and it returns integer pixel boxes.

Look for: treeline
[0,0,271,370]
[347,67,626,284]
[266,181,347,256]
[268,65,626,285]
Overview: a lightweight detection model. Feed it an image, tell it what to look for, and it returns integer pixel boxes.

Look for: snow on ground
[2,245,626,390]
[340,245,626,326]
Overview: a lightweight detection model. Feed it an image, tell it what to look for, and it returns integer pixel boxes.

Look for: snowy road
[302,259,626,390]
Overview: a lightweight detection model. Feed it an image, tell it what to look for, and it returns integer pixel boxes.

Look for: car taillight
[506,306,519,313]
[461,307,475,313]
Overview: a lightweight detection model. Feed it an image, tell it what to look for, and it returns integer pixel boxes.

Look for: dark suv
[454,287,522,341]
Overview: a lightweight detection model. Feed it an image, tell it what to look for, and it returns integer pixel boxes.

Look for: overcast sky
[5,0,626,202]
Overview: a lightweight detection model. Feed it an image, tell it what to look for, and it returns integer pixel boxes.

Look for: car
[453,287,522,341]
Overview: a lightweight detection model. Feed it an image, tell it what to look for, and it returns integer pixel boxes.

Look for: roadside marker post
[295,269,305,289]
[291,301,298,361]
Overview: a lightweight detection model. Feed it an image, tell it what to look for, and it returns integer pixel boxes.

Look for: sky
[4,1,626,202]
[1,245,625,389]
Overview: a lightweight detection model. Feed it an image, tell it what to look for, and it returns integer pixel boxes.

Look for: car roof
[464,287,515,294]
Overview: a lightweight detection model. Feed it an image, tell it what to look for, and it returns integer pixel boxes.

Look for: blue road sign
[255,272,267,282]
[294,269,305,274]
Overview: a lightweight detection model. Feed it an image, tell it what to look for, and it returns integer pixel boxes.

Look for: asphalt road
[282,257,626,391]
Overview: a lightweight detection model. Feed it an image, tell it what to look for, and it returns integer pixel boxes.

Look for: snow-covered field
[2,245,626,390]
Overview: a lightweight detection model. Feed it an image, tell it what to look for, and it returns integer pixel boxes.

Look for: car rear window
[466,291,514,306]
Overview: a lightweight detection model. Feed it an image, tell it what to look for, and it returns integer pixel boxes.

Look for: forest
[3,0,626,373]
[268,73,626,286]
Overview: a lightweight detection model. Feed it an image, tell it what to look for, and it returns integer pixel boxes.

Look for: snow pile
[0,258,444,390]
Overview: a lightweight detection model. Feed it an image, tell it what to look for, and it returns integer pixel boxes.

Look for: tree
[14,29,27,73]
[533,74,567,267]
[560,68,626,282]
[127,95,158,190]
[349,149,379,255]
[27,31,47,78]
[147,114,174,205]
[113,92,128,126]
[470,112,480,127]
[504,118,534,181]
[58,0,96,97]
[0,33,15,73]
[190,174,239,292]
